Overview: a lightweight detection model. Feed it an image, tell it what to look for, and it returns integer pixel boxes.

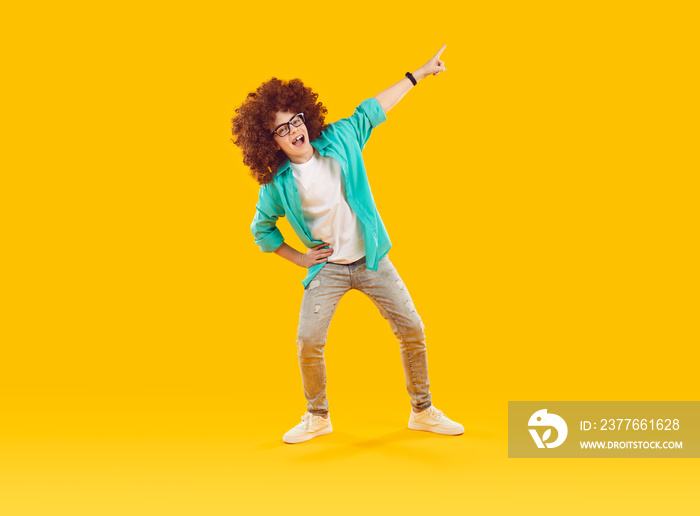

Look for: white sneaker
[283,412,333,444]
[408,406,464,436]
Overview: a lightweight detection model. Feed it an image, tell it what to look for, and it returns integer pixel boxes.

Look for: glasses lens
[290,114,304,127]
[275,125,289,137]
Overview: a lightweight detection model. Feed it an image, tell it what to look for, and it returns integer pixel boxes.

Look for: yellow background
[2,1,698,514]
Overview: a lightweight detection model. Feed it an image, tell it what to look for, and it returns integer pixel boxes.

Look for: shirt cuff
[360,97,388,128]
[255,228,284,253]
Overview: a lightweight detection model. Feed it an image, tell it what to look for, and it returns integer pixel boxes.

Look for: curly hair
[231,78,328,185]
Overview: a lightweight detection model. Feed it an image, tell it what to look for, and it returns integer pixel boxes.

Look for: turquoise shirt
[251,97,391,288]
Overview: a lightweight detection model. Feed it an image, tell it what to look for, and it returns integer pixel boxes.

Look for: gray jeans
[296,255,432,415]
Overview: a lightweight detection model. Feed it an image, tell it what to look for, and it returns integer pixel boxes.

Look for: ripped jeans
[296,255,432,415]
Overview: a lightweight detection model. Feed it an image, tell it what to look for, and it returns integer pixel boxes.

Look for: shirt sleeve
[250,182,286,252]
[337,98,387,150]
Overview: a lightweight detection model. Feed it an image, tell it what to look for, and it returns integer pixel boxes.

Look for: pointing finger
[435,44,447,59]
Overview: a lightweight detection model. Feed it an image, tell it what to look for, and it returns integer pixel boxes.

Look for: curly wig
[231,78,328,185]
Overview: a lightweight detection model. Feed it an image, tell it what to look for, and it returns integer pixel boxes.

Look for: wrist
[412,68,427,82]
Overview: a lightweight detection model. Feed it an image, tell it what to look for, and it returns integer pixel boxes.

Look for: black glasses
[271,113,305,137]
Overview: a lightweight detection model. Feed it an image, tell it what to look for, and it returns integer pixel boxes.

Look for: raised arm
[373,44,447,114]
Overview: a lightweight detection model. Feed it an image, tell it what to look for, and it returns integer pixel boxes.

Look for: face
[272,111,314,164]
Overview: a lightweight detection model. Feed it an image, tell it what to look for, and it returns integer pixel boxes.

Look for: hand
[300,242,333,268]
[414,44,447,80]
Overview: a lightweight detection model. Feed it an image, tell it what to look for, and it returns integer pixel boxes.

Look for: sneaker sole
[283,424,333,444]
[408,421,464,436]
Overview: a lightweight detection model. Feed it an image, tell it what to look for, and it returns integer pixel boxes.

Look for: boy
[232,45,463,443]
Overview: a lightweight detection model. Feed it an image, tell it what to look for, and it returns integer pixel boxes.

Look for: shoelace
[426,407,449,421]
[295,413,312,429]
[296,412,325,429]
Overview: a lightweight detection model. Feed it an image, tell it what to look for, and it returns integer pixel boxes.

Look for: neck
[289,148,315,164]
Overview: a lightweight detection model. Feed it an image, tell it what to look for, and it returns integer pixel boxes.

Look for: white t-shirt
[290,150,366,264]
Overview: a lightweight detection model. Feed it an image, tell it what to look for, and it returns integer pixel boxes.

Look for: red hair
[231,78,328,185]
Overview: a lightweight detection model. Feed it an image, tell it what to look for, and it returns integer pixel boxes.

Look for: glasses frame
[271,113,305,137]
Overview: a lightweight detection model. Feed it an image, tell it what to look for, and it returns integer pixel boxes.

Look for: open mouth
[292,134,305,147]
